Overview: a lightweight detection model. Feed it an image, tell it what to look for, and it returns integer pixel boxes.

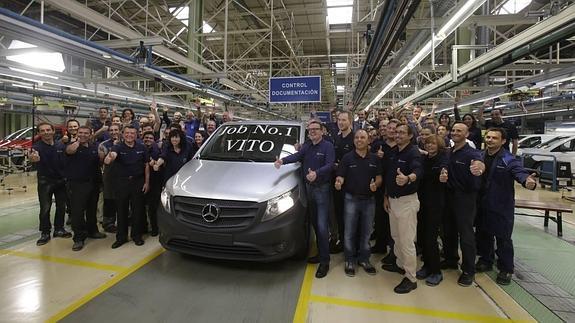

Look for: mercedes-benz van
[158,121,309,261]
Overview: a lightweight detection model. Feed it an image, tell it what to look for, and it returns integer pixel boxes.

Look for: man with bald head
[442,122,485,287]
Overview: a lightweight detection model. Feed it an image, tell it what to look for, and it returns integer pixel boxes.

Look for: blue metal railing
[521,153,558,191]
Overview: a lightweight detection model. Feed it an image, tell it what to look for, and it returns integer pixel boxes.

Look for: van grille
[172,196,260,231]
[167,239,263,257]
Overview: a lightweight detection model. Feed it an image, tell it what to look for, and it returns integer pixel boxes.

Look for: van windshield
[535,136,569,149]
[199,124,300,162]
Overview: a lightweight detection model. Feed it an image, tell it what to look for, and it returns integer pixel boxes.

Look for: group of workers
[277,102,535,294]
[31,99,536,294]
[30,103,226,251]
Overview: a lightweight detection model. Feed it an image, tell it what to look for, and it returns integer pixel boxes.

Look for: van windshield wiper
[201,155,258,162]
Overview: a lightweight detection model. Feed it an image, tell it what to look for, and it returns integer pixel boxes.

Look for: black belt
[38,175,62,181]
[350,194,373,200]
[119,175,144,180]
[68,178,94,183]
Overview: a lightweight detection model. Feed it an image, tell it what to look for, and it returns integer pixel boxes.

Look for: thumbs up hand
[470,159,485,176]
[525,173,537,190]
[273,156,283,169]
[334,177,343,191]
[370,178,377,192]
[306,168,317,182]
[395,168,409,186]
[377,146,384,159]
[439,168,448,183]
[29,149,40,162]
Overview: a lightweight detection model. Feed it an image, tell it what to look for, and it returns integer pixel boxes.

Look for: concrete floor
[1,172,574,322]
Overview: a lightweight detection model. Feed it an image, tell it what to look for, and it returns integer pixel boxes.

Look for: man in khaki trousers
[382,123,423,294]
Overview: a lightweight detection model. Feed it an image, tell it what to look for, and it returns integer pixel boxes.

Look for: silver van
[158,121,309,261]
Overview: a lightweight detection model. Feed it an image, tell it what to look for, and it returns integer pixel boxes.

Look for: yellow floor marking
[0,249,127,273]
[309,294,532,323]
[46,247,165,323]
[293,264,315,323]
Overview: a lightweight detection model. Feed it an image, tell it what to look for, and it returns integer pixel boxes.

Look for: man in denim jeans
[275,120,335,278]
[335,129,382,277]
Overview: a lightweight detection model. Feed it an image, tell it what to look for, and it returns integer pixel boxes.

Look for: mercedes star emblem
[201,203,220,223]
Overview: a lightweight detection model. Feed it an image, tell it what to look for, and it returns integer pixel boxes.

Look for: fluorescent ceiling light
[328,7,353,24]
[365,0,487,110]
[170,6,189,20]
[335,62,347,68]
[7,40,65,73]
[337,85,345,92]
[203,22,214,33]
[9,67,59,80]
[497,0,531,15]
[327,0,354,6]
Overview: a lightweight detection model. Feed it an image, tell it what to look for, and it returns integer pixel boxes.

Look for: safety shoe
[72,240,85,251]
[329,240,343,254]
[440,260,459,270]
[103,225,117,233]
[53,230,72,238]
[150,230,159,237]
[307,255,320,264]
[416,267,430,280]
[111,240,126,249]
[358,261,377,275]
[315,263,329,278]
[88,232,107,239]
[344,261,355,277]
[380,252,396,265]
[394,278,417,294]
[457,272,474,287]
[381,263,406,275]
[496,271,512,285]
[475,261,493,273]
[134,239,145,246]
[425,273,443,286]
[36,233,51,246]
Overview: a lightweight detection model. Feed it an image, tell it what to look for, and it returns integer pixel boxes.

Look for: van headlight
[263,189,297,221]
[160,188,171,213]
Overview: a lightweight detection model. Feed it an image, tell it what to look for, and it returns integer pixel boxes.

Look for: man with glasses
[275,120,335,278]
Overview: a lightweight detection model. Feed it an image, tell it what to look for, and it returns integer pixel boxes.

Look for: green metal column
[187,0,203,105]
[456,26,473,111]
[188,0,203,68]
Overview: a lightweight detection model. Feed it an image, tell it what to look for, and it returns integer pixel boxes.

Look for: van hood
[520,148,547,155]
[167,159,301,203]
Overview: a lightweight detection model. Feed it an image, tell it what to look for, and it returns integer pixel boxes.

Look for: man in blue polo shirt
[105,125,150,248]
[476,128,536,285]
[98,124,121,233]
[332,110,355,253]
[382,123,423,294]
[30,122,71,246]
[275,120,335,278]
[335,129,382,277]
[64,126,106,251]
[442,122,485,287]
[88,107,111,144]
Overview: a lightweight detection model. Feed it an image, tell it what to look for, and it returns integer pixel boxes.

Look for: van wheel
[293,217,311,260]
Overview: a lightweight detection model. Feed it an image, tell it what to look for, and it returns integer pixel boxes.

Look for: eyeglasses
[308,128,321,131]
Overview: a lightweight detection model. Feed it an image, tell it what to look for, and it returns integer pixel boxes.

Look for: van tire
[293,216,311,260]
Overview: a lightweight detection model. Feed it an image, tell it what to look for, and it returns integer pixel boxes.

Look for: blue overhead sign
[269,76,321,103]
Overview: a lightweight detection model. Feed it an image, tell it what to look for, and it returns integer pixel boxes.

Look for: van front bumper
[158,199,307,262]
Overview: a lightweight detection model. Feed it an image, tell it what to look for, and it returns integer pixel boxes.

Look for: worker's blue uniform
[476,148,532,274]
